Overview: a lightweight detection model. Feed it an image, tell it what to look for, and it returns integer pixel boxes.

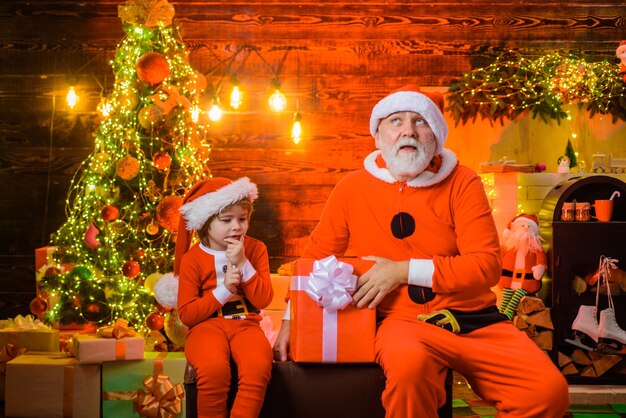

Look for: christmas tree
[564,138,578,169]
[37,0,210,337]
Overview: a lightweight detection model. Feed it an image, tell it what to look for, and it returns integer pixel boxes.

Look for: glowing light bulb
[268,90,287,112]
[291,112,302,144]
[230,85,242,110]
[208,103,223,121]
[190,104,200,123]
[66,86,78,109]
[97,96,112,117]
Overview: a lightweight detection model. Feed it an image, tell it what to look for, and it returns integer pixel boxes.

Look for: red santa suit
[175,178,273,418]
[300,86,568,418]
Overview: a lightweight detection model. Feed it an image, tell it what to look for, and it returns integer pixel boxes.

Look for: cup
[575,202,591,221]
[592,199,613,222]
[561,202,575,221]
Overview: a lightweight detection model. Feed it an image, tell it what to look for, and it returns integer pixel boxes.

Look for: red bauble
[101,205,120,222]
[156,195,183,233]
[145,312,165,331]
[86,303,100,313]
[133,248,146,260]
[136,52,170,86]
[152,151,172,170]
[29,297,48,317]
[44,266,61,278]
[123,260,141,278]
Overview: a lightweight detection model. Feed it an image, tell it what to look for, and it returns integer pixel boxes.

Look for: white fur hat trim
[179,177,258,231]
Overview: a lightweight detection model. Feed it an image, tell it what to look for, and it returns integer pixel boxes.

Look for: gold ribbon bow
[0,343,28,375]
[118,0,175,27]
[97,318,136,339]
[132,374,184,418]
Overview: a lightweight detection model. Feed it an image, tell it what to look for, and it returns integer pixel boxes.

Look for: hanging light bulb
[291,112,302,144]
[268,77,287,112]
[97,91,112,117]
[66,85,78,109]
[190,103,200,123]
[230,74,242,110]
[208,99,223,121]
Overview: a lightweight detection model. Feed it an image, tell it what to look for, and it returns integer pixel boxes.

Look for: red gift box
[289,257,376,363]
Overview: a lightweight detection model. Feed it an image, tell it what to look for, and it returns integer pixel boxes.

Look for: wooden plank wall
[1,0,625,318]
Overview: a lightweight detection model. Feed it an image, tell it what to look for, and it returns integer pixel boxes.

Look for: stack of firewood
[512,295,554,352]
[557,349,624,377]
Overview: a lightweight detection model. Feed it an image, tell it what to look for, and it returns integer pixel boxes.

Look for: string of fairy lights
[447,50,626,125]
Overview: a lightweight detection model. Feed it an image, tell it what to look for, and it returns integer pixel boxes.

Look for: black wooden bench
[184,361,453,418]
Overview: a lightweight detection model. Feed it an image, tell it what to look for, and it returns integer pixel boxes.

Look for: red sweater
[178,236,273,328]
[302,152,501,322]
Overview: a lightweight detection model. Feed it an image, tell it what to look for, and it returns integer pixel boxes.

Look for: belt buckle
[217,295,250,318]
[513,271,525,281]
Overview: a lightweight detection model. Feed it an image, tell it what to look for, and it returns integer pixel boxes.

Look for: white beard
[502,224,543,254]
[381,137,436,180]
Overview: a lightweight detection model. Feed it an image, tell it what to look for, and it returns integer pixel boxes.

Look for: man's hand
[225,236,246,268]
[273,320,290,362]
[352,256,409,309]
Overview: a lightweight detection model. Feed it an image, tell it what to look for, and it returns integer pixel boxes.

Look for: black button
[391,212,415,239]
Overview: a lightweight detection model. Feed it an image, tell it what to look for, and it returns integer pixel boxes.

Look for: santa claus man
[497,214,547,319]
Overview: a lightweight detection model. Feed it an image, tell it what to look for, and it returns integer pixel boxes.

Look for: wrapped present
[0,315,59,352]
[289,256,376,363]
[102,351,186,418]
[5,352,100,418]
[0,344,28,401]
[70,319,144,363]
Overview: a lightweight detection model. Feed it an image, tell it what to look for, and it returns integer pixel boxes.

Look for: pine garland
[447,50,626,125]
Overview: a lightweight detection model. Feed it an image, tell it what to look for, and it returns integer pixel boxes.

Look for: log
[513,314,529,330]
[524,324,538,338]
[557,352,573,368]
[530,330,553,350]
[588,351,622,377]
[580,365,598,377]
[560,362,579,376]
[517,296,546,315]
[571,349,592,366]
[526,309,554,330]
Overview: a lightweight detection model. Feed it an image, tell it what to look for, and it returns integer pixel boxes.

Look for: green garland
[447,50,626,125]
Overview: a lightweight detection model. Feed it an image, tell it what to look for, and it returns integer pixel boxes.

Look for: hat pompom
[154,272,178,309]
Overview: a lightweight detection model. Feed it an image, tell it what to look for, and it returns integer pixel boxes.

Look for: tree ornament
[146,222,160,236]
[70,265,93,281]
[155,301,172,313]
[84,222,101,249]
[144,272,163,294]
[44,266,62,278]
[133,248,146,260]
[156,195,183,233]
[136,51,170,86]
[149,85,191,115]
[116,154,140,180]
[90,152,111,174]
[138,104,164,129]
[29,296,48,317]
[152,151,172,170]
[145,311,165,331]
[101,205,120,222]
[164,309,187,346]
[185,70,207,95]
[118,0,175,27]
[123,260,141,278]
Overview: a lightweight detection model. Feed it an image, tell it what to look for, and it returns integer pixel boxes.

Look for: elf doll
[497,214,547,319]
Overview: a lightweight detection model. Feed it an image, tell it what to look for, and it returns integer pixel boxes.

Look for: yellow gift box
[70,333,145,363]
[0,328,60,352]
[5,352,100,418]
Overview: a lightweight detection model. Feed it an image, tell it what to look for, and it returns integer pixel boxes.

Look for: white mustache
[393,137,420,153]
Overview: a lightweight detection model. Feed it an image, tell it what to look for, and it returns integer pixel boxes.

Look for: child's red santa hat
[174,177,258,274]
[369,84,448,155]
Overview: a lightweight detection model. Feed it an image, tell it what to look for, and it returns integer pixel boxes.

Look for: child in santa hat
[175,177,273,418]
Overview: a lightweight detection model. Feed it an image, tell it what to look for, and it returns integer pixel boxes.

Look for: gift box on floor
[290,256,376,363]
[5,352,100,418]
[70,333,145,363]
[0,344,28,401]
[0,315,59,352]
[102,351,186,418]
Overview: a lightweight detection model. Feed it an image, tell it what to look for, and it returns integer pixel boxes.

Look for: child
[175,177,274,418]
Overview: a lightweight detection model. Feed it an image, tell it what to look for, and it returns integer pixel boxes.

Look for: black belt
[502,269,534,280]
[418,306,508,334]
[210,296,259,319]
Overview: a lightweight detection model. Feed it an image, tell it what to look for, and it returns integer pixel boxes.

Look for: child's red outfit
[178,239,273,418]
[175,177,273,418]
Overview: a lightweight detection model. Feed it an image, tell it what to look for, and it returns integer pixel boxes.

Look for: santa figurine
[497,214,547,319]
[616,40,626,83]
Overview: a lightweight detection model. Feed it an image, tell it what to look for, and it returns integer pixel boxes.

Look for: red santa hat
[174,177,258,274]
[510,214,539,228]
[369,84,448,155]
